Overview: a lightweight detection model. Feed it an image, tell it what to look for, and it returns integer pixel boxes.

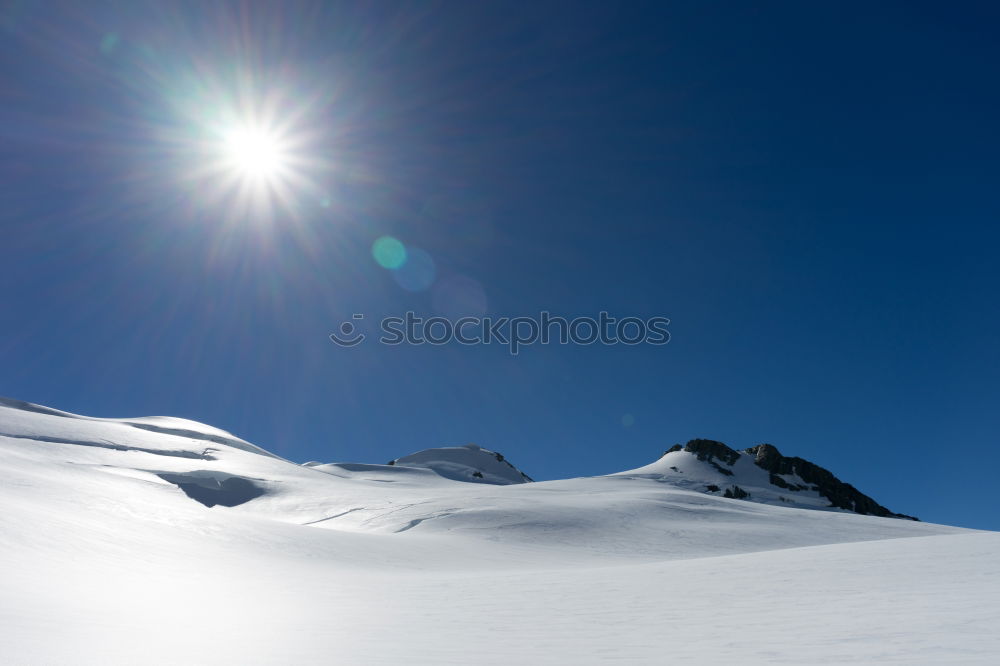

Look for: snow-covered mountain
[385,443,534,484]
[1,396,997,664]
[622,438,917,519]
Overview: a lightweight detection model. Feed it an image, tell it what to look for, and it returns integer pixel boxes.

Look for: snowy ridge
[305,443,532,486]
[386,443,533,484]
[0,396,277,459]
[1,397,997,664]
[619,438,916,519]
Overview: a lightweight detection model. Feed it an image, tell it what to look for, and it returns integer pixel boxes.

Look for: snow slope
[0,398,997,664]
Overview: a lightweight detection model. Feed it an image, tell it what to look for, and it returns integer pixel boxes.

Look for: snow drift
[0,397,996,664]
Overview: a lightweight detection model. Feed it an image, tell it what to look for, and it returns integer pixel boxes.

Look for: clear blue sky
[2,1,998,529]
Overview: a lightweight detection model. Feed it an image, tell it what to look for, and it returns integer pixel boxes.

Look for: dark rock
[745,444,918,520]
[710,462,735,476]
[769,473,800,491]
[705,484,721,492]
[660,438,918,520]
[667,439,739,476]
[724,485,749,500]
[684,439,740,466]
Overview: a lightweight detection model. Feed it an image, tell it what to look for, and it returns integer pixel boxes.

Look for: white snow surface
[0,398,997,664]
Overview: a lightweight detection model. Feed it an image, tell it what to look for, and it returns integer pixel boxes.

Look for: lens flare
[372,236,407,269]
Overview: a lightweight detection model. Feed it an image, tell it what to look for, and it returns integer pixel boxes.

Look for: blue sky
[1,1,998,529]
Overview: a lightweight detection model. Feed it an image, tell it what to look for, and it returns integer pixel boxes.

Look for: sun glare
[221,125,286,181]
[159,80,326,223]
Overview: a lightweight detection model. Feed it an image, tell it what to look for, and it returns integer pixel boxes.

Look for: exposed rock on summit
[658,439,917,520]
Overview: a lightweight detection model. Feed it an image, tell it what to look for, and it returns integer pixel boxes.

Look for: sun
[220,124,287,182]
[162,84,327,224]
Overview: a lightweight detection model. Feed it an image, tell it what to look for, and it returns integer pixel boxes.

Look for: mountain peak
[665,439,740,471]
[653,438,916,520]
[741,442,916,520]
[387,444,533,485]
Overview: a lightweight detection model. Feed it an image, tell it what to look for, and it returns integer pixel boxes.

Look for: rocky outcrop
[666,439,738,476]
[724,485,750,500]
[662,438,917,520]
[745,444,917,520]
